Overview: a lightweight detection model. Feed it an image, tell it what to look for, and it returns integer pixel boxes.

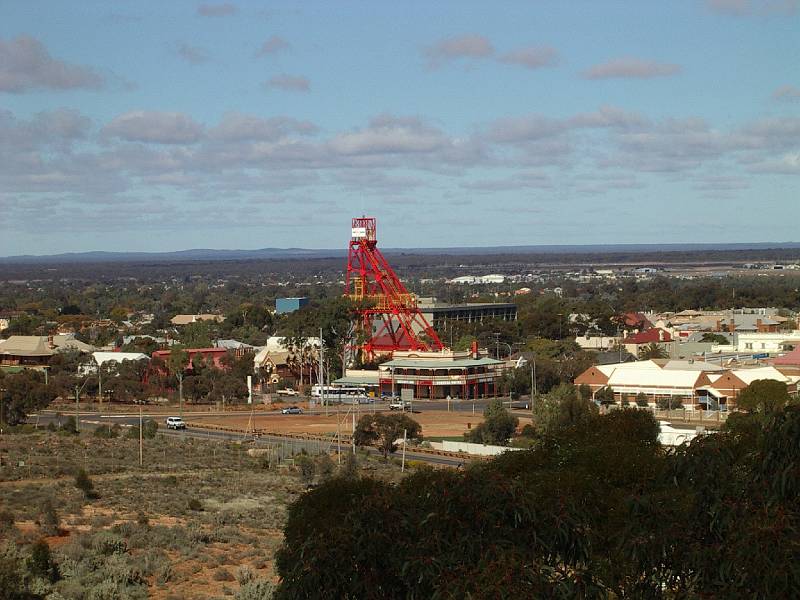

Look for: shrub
[0,510,14,533]
[62,416,78,435]
[93,425,118,439]
[28,538,59,582]
[636,392,649,407]
[213,567,235,582]
[295,455,314,483]
[187,498,203,511]
[125,419,158,440]
[315,454,335,480]
[235,578,276,600]
[75,468,96,499]
[340,452,358,478]
[656,397,683,410]
[91,531,128,555]
[135,511,149,527]
[36,498,59,536]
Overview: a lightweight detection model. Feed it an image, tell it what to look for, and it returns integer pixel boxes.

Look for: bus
[311,385,373,404]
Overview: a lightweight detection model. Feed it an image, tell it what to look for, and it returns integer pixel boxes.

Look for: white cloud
[265,74,310,92]
[707,0,798,15]
[423,34,494,68]
[103,111,204,144]
[256,35,290,56]
[329,115,449,155]
[583,57,681,79]
[773,84,800,102]
[210,112,317,141]
[0,36,104,93]
[498,46,558,69]
[197,2,237,17]
[177,43,209,65]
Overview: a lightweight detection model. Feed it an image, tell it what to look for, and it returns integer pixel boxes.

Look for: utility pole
[319,328,326,416]
[75,385,80,433]
[178,372,184,418]
[98,363,102,407]
[138,405,143,466]
[401,428,407,472]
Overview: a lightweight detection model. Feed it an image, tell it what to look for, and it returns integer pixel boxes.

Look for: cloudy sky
[1,1,798,255]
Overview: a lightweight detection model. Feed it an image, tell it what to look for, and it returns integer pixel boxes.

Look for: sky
[1,0,799,255]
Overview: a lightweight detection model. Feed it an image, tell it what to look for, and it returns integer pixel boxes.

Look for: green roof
[382,357,502,369]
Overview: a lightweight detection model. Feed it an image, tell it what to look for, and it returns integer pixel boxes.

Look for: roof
[170,314,224,325]
[608,367,704,389]
[623,328,673,344]
[52,334,96,353]
[381,357,502,369]
[661,360,725,372]
[0,336,55,357]
[729,366,790,385]
[93,352,149,366]
[333,375,380,386]
[254,348,291,367]
[774,348,800,366]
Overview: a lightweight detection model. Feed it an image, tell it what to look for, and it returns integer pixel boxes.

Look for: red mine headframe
[345,217,445,360]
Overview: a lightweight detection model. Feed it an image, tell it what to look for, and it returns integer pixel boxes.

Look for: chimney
[470,340,478,359]
[715,319,722,332]
[728,319,735,333]
[756,318,763,332]
[47,334,55,349]
[658,329,664,342]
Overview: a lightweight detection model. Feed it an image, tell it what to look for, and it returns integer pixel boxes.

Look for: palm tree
[638,343,668,360]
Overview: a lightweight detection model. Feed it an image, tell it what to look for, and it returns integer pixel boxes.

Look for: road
[30,409,470,468]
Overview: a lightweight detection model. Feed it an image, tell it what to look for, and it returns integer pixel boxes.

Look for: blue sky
[1,0,798,255]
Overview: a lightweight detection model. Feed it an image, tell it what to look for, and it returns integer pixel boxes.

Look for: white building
[712,331,800,354]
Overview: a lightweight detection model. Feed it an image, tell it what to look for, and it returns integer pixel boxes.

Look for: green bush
[36,498,59,536]
[62,416,78,435]
[75,468,96,499]
[656,397,683,410]
[125,419,158,440]
[187,498,203,511]
[93,425,118,439]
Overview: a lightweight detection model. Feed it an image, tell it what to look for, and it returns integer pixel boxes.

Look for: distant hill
[2,242,800,264]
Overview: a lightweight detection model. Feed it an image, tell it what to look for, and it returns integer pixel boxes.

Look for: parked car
[165,416,186,430]
[277,388,299,397]
[389,400,411,411]
[281,406,303,415]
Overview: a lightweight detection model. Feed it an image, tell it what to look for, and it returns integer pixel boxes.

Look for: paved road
[31,410,468,468]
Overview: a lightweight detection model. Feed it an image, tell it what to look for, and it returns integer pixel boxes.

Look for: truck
[277,388,299,397]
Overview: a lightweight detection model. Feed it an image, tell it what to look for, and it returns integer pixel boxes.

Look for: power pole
[98,364,102,407]
[178,372,183,418]
[138,405,143,466]
[319,328,326,416]
[401,428,407,472]
[75,385,80,433]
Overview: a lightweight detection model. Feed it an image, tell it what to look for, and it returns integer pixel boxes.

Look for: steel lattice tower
[345,217,445,360]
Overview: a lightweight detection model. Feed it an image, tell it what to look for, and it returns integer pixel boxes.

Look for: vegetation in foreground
[275,401,800,599]
[0,431,392,600]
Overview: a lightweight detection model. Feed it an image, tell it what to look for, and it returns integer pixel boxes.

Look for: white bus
[311,385,373,404]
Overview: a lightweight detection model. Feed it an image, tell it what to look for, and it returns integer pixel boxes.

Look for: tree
[74,468,96,499]
[465,399,518,445]
[0,371,57,426]
[594,386,615,405]
[534,383,598,435]
[638,343,668,360]
[636,392,649,407]
[736,379,791,415]
[700,332,729,345]
[353,413,422,458]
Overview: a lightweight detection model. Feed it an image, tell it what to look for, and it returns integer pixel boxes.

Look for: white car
[165,416,186,430]
[277,388,299,397]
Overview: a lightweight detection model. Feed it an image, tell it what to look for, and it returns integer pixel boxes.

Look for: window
[761,343,766,349]
[745,343,752,349]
